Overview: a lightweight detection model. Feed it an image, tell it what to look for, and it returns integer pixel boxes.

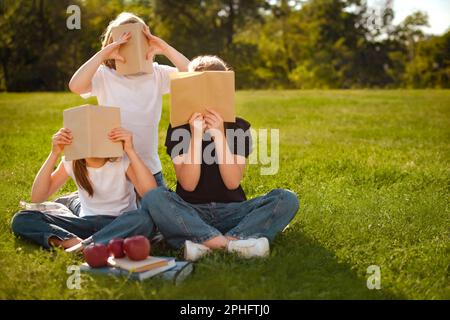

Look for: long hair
[72,158,118,197]
[101,12,147,70]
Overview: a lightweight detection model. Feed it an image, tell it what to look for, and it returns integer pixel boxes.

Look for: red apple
[108,238,125,258]
[123,235,150,261]
[83,243,109,268]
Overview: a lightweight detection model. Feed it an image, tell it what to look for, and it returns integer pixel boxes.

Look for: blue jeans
[11,210,154,249]
[140,187,300,249]
[10,172,165,249]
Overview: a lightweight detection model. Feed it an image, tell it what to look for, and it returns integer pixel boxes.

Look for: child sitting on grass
[11,126,157,249]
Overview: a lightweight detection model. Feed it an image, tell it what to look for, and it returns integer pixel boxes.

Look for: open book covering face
[170,71,236,127]
[63,105,123,161]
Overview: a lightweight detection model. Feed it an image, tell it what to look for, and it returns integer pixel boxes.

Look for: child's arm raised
[108,127,157,196]
[69,32,131,95]
[143,26,190,72]
[31,128,72,202]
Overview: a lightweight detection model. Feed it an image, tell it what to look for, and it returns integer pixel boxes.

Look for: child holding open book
[81,56,300,260]
[11,127,158,249]
[69,12,190,186]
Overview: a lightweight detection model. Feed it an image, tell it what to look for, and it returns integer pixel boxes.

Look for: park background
[0,0,449,299]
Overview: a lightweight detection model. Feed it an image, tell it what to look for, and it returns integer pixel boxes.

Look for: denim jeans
[10,172,165,249]
[140,186,300,249]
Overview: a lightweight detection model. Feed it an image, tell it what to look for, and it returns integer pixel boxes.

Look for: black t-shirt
[165,117,252,204]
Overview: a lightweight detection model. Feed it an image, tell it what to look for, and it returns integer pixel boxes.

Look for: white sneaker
[227,237,270,258]
[184,240,211,261]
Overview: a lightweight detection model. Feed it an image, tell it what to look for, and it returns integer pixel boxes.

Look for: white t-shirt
[81,63,177,174]
[62,156,137,217]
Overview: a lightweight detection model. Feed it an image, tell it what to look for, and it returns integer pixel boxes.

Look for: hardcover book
[111,23,153,75]
[63,105,123,161]
[170,71,235,127]
[80,258,193,283]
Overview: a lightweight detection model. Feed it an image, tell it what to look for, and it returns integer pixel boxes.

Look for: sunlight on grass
[0,90,448,299]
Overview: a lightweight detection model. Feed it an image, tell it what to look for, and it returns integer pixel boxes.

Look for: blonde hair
[101,12,147,69]
[188,55,230,72]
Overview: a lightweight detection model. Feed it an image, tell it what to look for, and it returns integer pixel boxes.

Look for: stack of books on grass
[80,256,193,284]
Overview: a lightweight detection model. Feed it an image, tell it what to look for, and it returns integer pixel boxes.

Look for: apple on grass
[83,244,109,268]
[108,238,125,258]
[123,235,150,261]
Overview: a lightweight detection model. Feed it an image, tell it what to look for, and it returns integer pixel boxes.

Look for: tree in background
[0,0,76,91]
[0,0,448,91]
[286,0,367,88]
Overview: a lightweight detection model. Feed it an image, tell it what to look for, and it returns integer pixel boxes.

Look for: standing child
[11,127,157,249]
[69,12,190,185]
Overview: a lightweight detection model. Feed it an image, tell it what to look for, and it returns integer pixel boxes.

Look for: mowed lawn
[0,90,448,300]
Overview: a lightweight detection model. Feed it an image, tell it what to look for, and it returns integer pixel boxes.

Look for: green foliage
[404,32,450,88]
[0,90,449,299]
[0,0,449,91]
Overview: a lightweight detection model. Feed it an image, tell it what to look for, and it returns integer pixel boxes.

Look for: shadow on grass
[10,228,401,299]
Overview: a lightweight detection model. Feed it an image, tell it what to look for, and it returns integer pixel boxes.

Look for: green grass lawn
[0,90,448,299]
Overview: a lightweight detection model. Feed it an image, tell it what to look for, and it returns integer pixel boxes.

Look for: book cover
[170,71,235,127]
[63,105,123,161]
[111,23,153,75]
